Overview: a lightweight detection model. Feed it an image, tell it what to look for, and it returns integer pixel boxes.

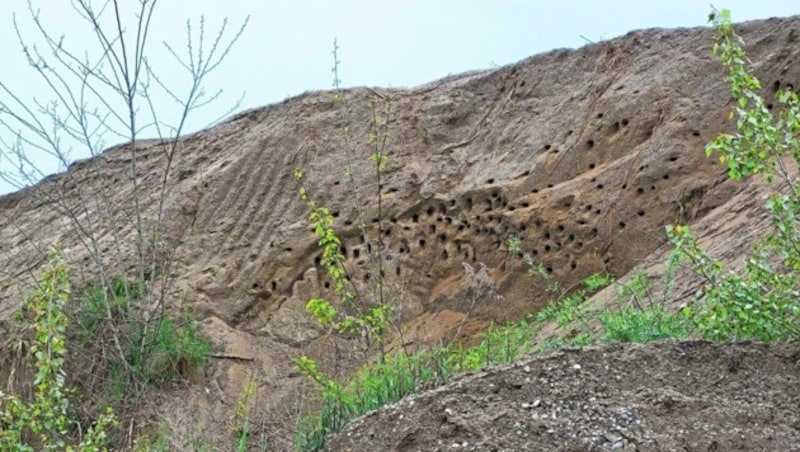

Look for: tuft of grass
[599,304,688,343]
[232,375,257,451]
[293,320,539,451]
[126,309,211,384]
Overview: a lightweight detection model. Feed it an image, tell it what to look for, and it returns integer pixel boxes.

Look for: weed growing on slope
[292,41,396,360]
[70,279,211,397]
[231,375,258,451]
[668,9,800,342]
[124,308,211,384]
[0,250,117,451]
[291,40,408,450]
[75,277,210,384]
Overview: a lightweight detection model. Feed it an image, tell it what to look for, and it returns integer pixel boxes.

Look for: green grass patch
[294,320,539,451]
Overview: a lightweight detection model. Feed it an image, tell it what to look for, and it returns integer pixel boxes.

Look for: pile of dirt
[324,341,800,451]
[1,14,799,449]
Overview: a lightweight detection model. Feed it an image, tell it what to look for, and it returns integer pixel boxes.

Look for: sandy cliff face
[1,15,799,449]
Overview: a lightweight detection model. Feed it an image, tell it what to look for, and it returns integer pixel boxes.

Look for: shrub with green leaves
[532,271,614,327]
[0,250,117,451]
[668,9,800,342]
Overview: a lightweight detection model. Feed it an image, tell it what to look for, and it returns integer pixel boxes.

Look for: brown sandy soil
[324,341,800,452]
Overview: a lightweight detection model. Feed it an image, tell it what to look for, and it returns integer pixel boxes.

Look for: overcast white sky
[0,1,797,195]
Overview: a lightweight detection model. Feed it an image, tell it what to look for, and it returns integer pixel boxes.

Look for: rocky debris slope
[1,15,799,449]
[324,341,800,451]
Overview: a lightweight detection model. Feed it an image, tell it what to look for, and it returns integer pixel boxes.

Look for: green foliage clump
[668,9,800,342]
[534,273,614,327]
[599,305,687,343]
[599,253,686,344]
[76,277,142,335]
[71,277,211,395]
[0,250,117,451]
